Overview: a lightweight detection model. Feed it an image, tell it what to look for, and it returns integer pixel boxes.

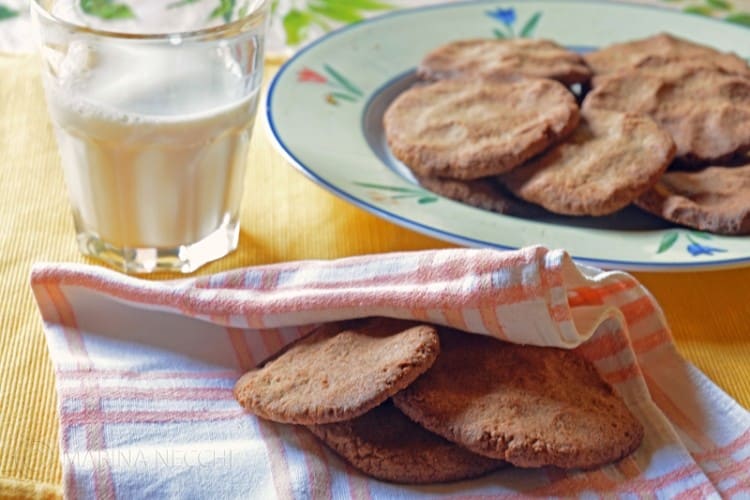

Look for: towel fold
[30,246,750,499]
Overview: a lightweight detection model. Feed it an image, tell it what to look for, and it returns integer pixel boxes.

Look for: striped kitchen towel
[30,246,750,499]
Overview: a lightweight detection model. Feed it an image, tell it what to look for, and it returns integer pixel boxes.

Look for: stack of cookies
[384,34,750,235]
[234,318,643,484]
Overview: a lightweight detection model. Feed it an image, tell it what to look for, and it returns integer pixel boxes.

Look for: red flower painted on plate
[298,68,327,83]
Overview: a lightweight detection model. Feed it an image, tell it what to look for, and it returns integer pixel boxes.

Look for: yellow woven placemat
[1,54,748,498]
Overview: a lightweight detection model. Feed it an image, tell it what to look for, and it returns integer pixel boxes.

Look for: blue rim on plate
[265,0,750,271]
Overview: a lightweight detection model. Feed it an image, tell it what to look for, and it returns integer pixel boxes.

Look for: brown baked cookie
[584,33,750,78]
[308,400,505,484]
[418,38,592,85]
[392,328,644,469]
[589,56,748,89]
[384,79,579,180]
[583,64,750,163]
[415,175,545,217]
[635,163,750,235]
[499,109,675,216]
[233,318,439,425]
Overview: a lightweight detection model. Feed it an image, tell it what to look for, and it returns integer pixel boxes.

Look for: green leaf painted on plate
[354,182,421,193]
[657,231,679,253]
[520,12,542,37]
[324,64,363,96]
[80,0,135,20]
[0,4,19,20]
[493,27,506,39]
[210,0,235,22]
[706,0,731,10]
[725,12,750,26]
[283,9,312,45]
[690,231,712,240]
[328,91,357,102]
[683,5,715,16]
[418,196,438,204]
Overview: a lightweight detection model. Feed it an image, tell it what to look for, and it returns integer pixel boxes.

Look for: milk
[43,33,262,249]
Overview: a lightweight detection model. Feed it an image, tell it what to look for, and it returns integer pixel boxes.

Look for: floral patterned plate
[265,0,750,271]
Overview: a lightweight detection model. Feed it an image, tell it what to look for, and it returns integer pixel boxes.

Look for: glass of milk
[31,0,269,273]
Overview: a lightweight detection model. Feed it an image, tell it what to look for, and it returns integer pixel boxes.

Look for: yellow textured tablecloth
[1,53,749,499]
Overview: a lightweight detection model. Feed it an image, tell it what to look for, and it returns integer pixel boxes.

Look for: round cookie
[584,33,750,78]
[499,109,675,216]
[415,176,545,217]
[418,38,592,85]
[307,400,505,484]
[384,78,579,180]
[392,328,644,469]
[583,64,750,163]
[233,318,439,425]
[635,164,750,235]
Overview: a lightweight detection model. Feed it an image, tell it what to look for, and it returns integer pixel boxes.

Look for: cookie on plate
[234,318,439,424]
[384,78,579,180]
[308,400,505,484]
[418,38,592,85]
[415,175,545,217]
[584,33,750,78]
[499,109,675,216]
[392,328,644,469]
[583,64,750,163]
[635,163,750,235]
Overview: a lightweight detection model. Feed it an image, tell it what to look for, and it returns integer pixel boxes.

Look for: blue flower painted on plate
[486,7,542,38]
[657,230,727,257]
[486,7,516,25]
[686,241,727,256]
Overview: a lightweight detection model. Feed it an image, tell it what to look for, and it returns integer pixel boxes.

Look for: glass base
[76,217,240,274]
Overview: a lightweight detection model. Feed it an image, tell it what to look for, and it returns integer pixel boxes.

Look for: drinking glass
[31,0,269,273]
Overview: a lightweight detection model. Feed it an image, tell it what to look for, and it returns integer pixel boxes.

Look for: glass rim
[30,0,269,41]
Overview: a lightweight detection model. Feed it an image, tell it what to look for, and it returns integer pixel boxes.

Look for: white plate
[265,0,750,271]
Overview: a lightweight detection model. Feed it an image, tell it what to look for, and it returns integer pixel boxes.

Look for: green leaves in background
[705,0,731,10]
[659,0,750,26]
[167,0,203,9]
[283,9,313,45]
[726,12,750,26]
[282,0,393,46]
[0,4,19,20]
[80,0,135,20]
[210,0,235,22]
[684,4,715,15]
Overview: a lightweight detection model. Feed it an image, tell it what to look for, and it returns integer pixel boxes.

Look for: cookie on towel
[584,33,750,78]
[307,400,505,484]
[499,109,675,216]
[583,64,750,163]
[392,328,644,469]
[635,163,750,235]
[418,38,592,85]
[415,175,545,217]
[383,78,579,180]
[233,318,439,424]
